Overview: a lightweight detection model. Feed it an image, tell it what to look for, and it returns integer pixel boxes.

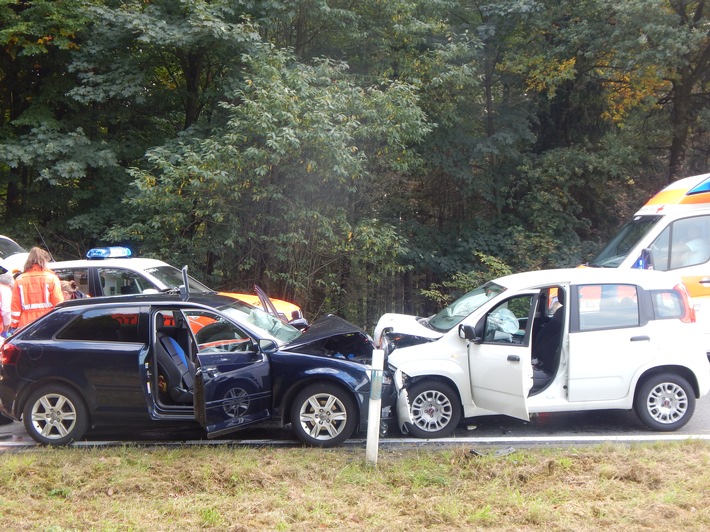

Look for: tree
[109,46,429,323]
[0,0,101,252]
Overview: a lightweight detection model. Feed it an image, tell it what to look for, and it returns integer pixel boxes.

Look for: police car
[49,247,307,326]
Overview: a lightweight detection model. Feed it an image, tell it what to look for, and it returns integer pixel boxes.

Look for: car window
[144,265,213,293]
[97,267,149,295]
[482,294,533,344]
[218,301,302,343]
[0,236,26,259]
[649,215,710,271]
[57,307,141,342]
[183,310,256,353]
[577,284,639,331]
[429,282,506,332]
[590,215,661,268]
[53,267,91,296]
[650,290,685,319]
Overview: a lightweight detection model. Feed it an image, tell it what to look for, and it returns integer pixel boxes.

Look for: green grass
[1,440,709,530]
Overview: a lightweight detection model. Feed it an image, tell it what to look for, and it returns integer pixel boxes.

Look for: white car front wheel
[407,381,461,438]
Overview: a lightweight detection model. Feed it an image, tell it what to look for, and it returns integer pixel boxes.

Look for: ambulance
[588,171,710,347]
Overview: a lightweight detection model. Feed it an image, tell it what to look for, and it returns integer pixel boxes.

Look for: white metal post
[366,348,385,465]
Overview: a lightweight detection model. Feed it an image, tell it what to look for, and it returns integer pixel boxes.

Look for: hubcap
[646,382,688,424]
[298,393,348,440]
[30,393,77,440]
[411,389,453,432]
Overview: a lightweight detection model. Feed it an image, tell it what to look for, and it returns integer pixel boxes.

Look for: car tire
[634,373,695,431]
[407,380,461,438]
[290,383,357,447]
[22,384,89,445]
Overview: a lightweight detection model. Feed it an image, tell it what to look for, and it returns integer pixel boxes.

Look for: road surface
[3,393,709,450]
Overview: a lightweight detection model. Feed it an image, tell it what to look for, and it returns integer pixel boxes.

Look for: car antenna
[33,223,54,258]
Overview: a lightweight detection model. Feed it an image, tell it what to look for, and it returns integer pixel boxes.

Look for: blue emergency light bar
[86,247,133,260]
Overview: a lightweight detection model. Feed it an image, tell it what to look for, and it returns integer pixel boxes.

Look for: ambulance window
[590,216,661,267]
[649,215,710,271]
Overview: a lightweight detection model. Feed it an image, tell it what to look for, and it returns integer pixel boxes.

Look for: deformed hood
[282,314,374,362]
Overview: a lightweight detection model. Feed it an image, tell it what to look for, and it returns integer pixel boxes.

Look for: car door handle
[630,336,650,342]
[700,278,710,285]
[507,355,520,362]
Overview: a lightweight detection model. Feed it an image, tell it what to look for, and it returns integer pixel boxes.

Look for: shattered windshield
[219,299,302,344]
[144,266,214,293]
[589,215,661,267]
[428,282,506,332]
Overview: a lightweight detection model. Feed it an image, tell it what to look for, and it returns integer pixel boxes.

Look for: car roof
[55,292,237,309]
[49,257,172,270]
[493,267,684,292]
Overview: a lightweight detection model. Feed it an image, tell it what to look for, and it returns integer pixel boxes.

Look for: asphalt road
[3,393,709,450]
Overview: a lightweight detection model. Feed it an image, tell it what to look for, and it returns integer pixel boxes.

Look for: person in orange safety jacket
[10,247,63,331]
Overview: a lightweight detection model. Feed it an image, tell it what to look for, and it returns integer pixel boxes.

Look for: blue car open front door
[187,310,273,438]
[194,349,273,438]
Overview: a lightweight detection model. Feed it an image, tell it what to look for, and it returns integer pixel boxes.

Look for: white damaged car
[376,268,710,437]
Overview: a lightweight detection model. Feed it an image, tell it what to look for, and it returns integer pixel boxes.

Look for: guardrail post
[366,348,385,465]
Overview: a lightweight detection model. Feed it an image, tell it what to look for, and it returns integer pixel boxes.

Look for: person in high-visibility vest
[10,247,63,331]
[0,271,13,337]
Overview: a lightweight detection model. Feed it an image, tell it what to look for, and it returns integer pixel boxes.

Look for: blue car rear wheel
[22,384,89,445]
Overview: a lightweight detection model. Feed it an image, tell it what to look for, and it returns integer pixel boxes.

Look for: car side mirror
[258,338,278,353]
[459,324,482,344]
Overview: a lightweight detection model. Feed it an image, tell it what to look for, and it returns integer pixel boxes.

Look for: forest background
[1,0,709,329]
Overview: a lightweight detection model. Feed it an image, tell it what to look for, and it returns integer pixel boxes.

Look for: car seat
[120,284,139,295]
[156,313,195,403]
[530,290,565,395]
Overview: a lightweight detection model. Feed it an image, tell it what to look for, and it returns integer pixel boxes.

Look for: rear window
[650,290,685,320]
[57,307,141,342]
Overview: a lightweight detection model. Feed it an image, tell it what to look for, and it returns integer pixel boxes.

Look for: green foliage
[1,0,709,325]
[108,45,428,319]
[420,252,513,308]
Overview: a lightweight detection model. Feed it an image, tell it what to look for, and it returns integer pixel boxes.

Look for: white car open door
[468,292,538,420]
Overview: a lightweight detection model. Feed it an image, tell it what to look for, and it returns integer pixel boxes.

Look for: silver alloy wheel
[29,392,78,441]
[297,391,349,441]
[411,388,453,432]
[645,381,689,424]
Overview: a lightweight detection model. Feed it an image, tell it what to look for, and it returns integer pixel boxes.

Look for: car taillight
[0,342,21,365]
[674,283,696,323]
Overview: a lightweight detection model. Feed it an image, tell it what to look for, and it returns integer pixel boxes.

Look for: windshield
[589,215,662,267]
[218,299,302,344]
[428,282,506,332]
[0,237,26,259]
[144,265,214,293]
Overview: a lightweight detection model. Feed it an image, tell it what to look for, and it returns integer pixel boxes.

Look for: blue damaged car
[0,292,392,447]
